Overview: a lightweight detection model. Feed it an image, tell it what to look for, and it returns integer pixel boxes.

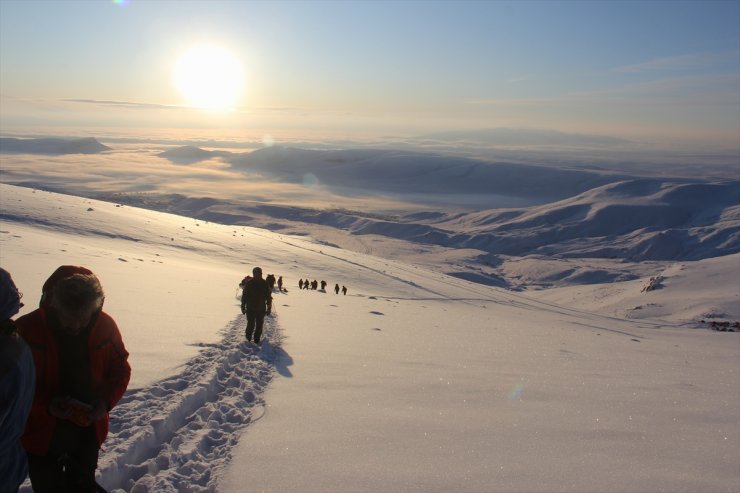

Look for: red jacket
[15,267,131,456]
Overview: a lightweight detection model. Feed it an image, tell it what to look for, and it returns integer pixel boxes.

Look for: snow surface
[1,183,738,492]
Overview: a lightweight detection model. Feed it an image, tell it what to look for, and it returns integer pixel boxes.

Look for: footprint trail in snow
[97,315,282,493]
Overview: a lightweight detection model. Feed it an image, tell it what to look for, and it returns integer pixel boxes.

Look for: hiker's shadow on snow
[274,346,294,377]
[265,342,294,378]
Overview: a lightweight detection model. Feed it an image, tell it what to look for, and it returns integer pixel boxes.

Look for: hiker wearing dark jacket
[241,267,272,344]
[16,265,130,493]
[0,268,35,493]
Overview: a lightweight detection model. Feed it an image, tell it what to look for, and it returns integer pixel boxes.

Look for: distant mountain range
[227,146,626,203]
[0,137,111,154]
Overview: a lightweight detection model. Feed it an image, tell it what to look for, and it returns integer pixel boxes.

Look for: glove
[50,396,94,427]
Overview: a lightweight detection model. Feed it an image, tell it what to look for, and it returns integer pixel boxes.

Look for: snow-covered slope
[1,184,738,493]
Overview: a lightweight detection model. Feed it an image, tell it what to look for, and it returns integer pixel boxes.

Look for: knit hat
[0,268,22,321]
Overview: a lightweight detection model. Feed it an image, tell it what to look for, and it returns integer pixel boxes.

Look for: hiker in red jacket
[16,266,131,493]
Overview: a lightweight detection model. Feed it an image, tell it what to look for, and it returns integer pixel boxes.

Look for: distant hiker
[334,284,340,294]
[266,274,276,292]
[320,280,327,291]
[342,285,348,295]
[303,279,310,290]
[241,267,272,344]
[0,268,35,493]
[298,279,304,290]
[237,275,252,300]
[311,280,318,290]
[16,266,130,493]
[277,276,283,292]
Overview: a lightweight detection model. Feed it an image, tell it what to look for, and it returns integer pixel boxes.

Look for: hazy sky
[1,0,738,146]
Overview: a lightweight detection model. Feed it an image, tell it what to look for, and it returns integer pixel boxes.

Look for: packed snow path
[96,314,285,493]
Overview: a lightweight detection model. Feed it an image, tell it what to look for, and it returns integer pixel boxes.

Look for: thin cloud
[63,99,182,110]
[63,99,314,116]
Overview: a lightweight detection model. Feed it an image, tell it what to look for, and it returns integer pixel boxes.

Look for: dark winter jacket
[0,321,35,491]
[15,267,131,456]
[241,277,271,315]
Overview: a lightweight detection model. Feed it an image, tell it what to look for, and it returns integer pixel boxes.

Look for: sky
[1,0,739,147]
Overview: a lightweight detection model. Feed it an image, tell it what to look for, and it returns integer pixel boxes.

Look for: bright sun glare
[174,45,244,110]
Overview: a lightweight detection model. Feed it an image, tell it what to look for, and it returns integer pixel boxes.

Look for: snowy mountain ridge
[100,176,740,289]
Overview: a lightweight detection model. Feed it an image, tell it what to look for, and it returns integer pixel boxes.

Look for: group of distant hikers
[1,266,131,493]
[298,278,347,295]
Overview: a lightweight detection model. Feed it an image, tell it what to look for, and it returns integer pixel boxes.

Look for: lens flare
[303,173,319,187]
[508,383,524,400]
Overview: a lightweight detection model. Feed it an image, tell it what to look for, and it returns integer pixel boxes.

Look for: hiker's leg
[64,427,99,493]
[245,312,256,341]
[254,315,265,343]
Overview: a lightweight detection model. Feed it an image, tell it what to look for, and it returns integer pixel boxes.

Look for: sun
[174,45,244,110]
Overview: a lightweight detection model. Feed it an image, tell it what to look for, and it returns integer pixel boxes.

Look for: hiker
[311,280,318,290]
[342,285,348,295]
[334,283,340,294]
[266,274,276,292]
[303,279,310,290]
[241,267,272,344]
[277,276,283,292]
[0,268,35,493]
[320,280,327,291]
[298,279,303,290]
[16,266,131,493]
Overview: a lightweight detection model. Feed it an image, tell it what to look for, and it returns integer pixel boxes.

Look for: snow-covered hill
[422,179,740,260]
[1,184,738,492]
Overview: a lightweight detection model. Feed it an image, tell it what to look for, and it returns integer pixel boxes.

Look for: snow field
[1,184,738,492]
